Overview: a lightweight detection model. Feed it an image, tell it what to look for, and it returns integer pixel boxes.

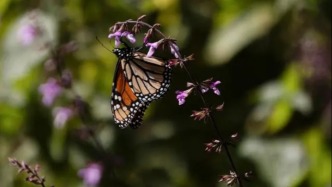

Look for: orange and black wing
[111,62,148,128]
[120,52,171,103]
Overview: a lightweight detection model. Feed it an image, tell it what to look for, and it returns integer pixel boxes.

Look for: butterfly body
[111,47,171,128]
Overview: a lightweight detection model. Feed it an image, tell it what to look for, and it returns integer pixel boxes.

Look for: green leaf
[205,3,276,64]
[267,98,293,133]
[0,104,23,136]
[240,137,309,187]
[0,0,10,16]
[302,128,332,187]
[247,63,312,134]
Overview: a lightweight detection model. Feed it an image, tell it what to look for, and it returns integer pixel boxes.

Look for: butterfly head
[112,47,133,59]
[112,48,121,57]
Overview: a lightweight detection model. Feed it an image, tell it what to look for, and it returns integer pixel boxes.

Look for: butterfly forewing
[111,64,147,128]
[120,52,171,103]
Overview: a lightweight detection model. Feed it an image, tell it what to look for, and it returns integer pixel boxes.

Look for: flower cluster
[191,108,211,121]
[108,16,180,59]
[8,158,50,187]
[36,40,108,186]
[190,104,224,122]
[205,139,223,153]
[38,42,78,128]
[175,78,221,105]
[219,171,238,186]
[108,31,136,47]
[107,17,249,186]
[204,132,240,153]
[200,78,221,95]
[219,170,252,186]
[157,13,246,184]
[21,15,249,187]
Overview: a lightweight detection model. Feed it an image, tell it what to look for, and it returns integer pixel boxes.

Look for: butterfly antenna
[96,36,113,53]
[136,45,144,51]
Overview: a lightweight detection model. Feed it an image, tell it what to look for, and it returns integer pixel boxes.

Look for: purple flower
[176,91,187,105]
[210,80,221,95]
[200,79,221,95]
[122,31,136,43]
[78,163,103,187]
[17,23,39,46]
[108,31,122,47]
[146,39,165,57]
[169,43,180,58]
[108,31,136,47]
[38,78,63,106]
[52,107,73,128]
[145,41,160,57]
[201,86,209,93]
[176,87,194,105]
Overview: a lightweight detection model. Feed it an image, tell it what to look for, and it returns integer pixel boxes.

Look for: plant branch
[182,65,244,187]
[112,18,244,186]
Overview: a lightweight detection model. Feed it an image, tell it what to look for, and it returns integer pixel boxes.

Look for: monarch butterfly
[111,46,171,129]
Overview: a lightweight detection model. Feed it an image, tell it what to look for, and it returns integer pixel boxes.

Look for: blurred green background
[0,0,331,187]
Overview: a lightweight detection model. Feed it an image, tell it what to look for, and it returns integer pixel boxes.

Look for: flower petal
[38,78,63,106]
[176,90,190,105]
[170,43,179,58]
[52,107,73,128]
[126,33,136,43]
[146,46,156,57]
[213,88,220,95]
[78,163,103,187]
[114,37,121,47]
[108,31,121,39]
